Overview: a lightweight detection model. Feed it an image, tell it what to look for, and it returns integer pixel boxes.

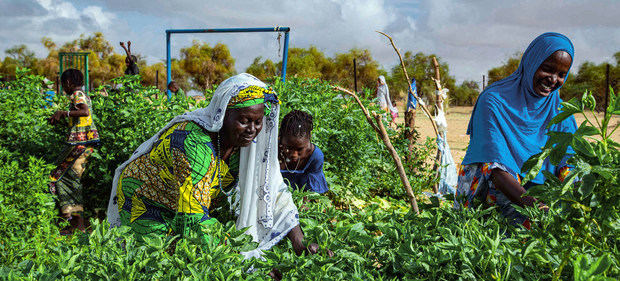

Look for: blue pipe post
[167,27,290,34]
[166,31,171,99]
[164,27,291,99]
[281,31,289,82]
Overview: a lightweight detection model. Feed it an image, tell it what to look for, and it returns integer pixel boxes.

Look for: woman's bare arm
[491,168,537,207]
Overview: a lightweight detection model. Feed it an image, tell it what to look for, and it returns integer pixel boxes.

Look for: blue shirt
[280,145,329,194]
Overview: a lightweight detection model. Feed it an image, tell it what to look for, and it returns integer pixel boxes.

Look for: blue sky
[0,0,618,84]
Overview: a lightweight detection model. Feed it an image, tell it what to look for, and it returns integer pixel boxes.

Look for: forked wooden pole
[430,56,444,194]
[334,85,420,214]
[377,31,439,137]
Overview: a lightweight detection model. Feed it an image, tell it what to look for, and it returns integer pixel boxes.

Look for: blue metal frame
[166,27,290,99]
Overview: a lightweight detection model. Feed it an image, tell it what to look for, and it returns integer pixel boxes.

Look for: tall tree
[5,44,38,69]
[180,41,235,91]
[329,48,380,93]
[487,52,521,85]
[246,56,278,81]
[284,46,333,79]
[452,80,480,106]
[141,62,166,91]
[562,53,618,109]
[0,44,39,79]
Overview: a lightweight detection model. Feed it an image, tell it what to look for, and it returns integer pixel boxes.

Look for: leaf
[581,90,596,111]
[525,184,547,198]
[429,196,440,208]
[572,137,596,158]
[548,98,582,128]
[591,166,618,179]
[610,87,620,115]
[521,240,539,259]
[561,160,590,195]
[578,174,596,198]
[574,121,600,137]
[586,254,611,277]
[521,149,551,185]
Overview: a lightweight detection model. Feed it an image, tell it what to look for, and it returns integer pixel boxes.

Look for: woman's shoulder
[312,144,324,160]
[169,121,214,149]
[70,90,88,103]
[307,144,325,167]
[476,90,503,105]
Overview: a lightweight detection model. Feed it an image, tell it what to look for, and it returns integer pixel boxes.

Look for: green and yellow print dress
[116,121,238,238]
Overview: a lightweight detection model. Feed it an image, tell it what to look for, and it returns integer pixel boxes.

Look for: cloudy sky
[0,0,618,83]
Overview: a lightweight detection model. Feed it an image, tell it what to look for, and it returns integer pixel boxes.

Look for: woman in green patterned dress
[107,73,318,258]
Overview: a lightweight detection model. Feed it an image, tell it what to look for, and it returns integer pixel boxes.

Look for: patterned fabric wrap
[49,145,95,215]
[67,91,100,145]
[107,73,299,259]
[115,121,236,238]
[454,162,571,228]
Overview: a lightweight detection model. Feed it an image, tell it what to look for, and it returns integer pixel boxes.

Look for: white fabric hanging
[106,73,299,259]
[377,75,399,115]
[434,109,457,195]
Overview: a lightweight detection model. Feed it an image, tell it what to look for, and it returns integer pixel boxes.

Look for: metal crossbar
[165,27,290,99]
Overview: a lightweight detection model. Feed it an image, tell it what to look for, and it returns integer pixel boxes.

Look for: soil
[393,103,620,166]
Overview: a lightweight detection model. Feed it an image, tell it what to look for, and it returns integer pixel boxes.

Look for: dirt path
[393,103,620,165]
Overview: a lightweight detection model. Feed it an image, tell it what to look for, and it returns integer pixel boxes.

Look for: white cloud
[0,0,120,61]
[1,0,618,84]
[82,6,115,28]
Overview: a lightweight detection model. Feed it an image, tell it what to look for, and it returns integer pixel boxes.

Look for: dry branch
[333,85,420,214]
[376,31,439,137]
[430,56,444,194]
[333,86,378,132]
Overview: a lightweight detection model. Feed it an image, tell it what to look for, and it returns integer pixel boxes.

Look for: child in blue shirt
[279,110,328,194]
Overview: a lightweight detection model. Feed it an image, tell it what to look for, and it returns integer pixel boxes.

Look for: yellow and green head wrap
[228,85,278,115]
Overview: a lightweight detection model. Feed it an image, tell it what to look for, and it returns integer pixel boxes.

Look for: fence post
[353,58,358,93]
[605,64,610,114]
[84,54,89,93]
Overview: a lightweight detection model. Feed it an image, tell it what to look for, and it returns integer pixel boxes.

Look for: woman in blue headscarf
[454,33,577,228]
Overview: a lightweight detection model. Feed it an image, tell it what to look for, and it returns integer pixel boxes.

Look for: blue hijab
[462,32,577,184]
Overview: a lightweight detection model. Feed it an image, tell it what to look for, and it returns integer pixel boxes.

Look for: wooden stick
[333,86,378,132]
[333,85,420,214]
[373,112,420,214]
[431,56,445,111]
[430,56,444,194]
[376,31,439,137]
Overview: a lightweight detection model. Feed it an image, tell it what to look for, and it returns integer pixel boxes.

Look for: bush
[0,146,57,267]
[1,71,617,280]
[274,77,437,202]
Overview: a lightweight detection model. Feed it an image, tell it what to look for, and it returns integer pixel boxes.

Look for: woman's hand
[492,169,548,213]
[306,243,334,257]
[48,110,67,125]
[287,225,333,257]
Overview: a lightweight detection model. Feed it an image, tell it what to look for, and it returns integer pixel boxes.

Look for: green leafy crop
[0,70,617,280]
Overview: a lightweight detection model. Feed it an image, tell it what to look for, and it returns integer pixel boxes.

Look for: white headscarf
[106,73,299,259]
[377,75,398,114]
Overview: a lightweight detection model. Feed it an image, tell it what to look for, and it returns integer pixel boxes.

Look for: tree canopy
[0,32,616,107]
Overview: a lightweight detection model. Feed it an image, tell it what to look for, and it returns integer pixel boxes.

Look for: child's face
[61,80,71,95]
[280,135,313,164]
[169,84,179,93]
